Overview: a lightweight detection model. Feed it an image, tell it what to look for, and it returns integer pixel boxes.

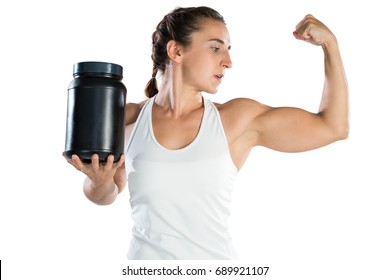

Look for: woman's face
[180,18,232,94]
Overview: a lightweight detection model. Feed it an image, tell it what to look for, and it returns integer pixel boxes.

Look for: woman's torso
[125,95,239,259]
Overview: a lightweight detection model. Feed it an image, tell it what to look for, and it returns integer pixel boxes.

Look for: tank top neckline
[148,95,208,153]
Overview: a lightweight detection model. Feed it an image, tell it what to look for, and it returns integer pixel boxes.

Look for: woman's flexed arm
[220,14,349,170]
[253,14,349,152]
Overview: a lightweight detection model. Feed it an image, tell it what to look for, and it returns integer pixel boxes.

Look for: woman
[65,6,349,259]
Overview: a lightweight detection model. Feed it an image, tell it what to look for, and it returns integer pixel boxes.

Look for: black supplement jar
[64,61,127,163]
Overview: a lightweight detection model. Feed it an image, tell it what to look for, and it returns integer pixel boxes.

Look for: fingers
[91,153,100,171]
[293,14,316,41]
[117,154,125,167]
[63,152,125,177]
[62,152,92,172]
[293,14,333,46]
[114,154,125,165]
[295,14,315,31]
[104,154,125,172]
[107,154,115,165]
[72,154,85,172]
[114,154,126,171]
[63,151,81,169]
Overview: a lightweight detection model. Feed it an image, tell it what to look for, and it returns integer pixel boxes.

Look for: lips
[214,74,224,82]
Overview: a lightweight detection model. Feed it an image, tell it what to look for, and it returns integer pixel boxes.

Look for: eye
[211,46,220,52]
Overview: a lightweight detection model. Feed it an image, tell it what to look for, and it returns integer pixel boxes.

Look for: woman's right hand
[63,152,126,205]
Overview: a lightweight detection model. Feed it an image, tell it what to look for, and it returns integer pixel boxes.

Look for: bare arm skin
[219,15,349,170]
[69,153,126,205]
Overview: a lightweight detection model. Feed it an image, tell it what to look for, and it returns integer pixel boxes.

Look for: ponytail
[144,66,158,98]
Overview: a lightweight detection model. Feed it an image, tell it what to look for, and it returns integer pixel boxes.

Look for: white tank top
[125,95,238,260]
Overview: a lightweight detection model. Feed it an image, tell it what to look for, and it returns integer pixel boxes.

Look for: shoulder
[212,98,272,137]
[125,99,149,125]
[214,98,271,121]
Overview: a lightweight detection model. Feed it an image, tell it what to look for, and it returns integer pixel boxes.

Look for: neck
[154,69,203,118]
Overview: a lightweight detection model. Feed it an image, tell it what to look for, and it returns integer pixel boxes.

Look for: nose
[222,52,232,69]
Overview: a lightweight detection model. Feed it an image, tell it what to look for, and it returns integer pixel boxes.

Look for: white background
[1,0,389,279]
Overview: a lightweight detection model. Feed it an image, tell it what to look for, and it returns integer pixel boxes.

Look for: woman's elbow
[334,121,349,141]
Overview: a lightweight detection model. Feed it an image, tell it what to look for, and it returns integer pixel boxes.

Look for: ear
[166,40,182,62]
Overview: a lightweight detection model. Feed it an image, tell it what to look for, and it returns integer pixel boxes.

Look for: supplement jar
[64,61,127,163]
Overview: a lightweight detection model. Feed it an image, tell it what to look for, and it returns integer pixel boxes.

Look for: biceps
[252,107,335,152]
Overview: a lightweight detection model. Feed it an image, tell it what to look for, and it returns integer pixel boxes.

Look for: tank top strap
[125,96,155,155]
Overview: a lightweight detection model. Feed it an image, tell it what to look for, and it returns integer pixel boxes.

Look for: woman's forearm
[83,177,119,205]
[319,37,349,139]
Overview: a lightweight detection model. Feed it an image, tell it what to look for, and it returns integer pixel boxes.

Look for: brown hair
[144,6,226,98]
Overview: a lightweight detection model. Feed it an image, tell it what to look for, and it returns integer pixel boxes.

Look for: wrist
[84,177,117,205]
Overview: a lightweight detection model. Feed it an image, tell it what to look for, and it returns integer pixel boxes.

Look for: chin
[205,88,218,94]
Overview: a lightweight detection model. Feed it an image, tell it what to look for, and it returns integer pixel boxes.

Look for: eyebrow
[208,38,231,50]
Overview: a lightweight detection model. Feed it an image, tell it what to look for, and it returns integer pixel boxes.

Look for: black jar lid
[73,61,123,78]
